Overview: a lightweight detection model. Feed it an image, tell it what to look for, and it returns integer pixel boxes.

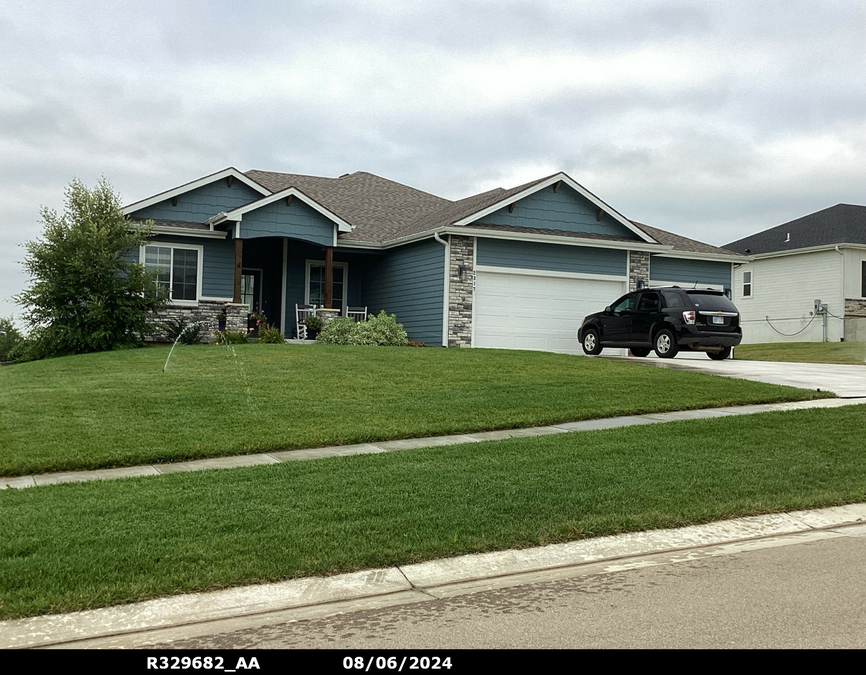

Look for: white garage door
[474,270,626,355]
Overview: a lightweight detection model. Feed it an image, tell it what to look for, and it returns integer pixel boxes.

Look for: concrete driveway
[605,354,866,398]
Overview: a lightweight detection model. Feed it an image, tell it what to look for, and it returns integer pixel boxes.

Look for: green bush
[317,311,408,346]
[159,318,206,345]
[15,177,164,359]
[216,330,249,345]
[0,317,24,362]
[316,317,357,344]
[257,324,285,344]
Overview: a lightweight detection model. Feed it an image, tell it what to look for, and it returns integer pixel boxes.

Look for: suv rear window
[685,292,737,311]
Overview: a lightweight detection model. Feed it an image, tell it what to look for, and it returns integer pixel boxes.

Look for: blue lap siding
[478,184,639,239]
[650,256,732,289]
[476,238,627,276]
[131,181,263,223]
[239,200,335,246]
[364,239,445,346]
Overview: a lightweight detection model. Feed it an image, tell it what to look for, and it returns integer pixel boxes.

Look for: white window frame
[304,260,348,309]
[140,243,204,305]
[742,270,752,298]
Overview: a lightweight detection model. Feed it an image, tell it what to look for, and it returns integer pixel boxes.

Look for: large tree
[16,177,163,359]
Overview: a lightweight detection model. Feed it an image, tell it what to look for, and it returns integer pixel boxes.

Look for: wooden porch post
[233,238,243,304]
[324,246,333,309]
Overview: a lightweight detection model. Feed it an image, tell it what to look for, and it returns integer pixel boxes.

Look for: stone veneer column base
[629,251,650,292]
[843,298,866,342]
[447,235,474,348]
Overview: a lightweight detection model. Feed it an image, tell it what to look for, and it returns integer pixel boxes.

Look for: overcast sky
[2,0,864,322]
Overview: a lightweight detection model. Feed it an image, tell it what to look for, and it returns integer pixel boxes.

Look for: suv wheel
[653,329,679,359]
[707,346,732,361]
[582,328,603,355]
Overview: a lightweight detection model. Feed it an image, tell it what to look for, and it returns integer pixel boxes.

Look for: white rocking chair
[295,304,316,339]
[345,306,368,322]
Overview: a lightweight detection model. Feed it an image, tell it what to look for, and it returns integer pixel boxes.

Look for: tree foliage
[15,177,163,359]
[0,317,24,362]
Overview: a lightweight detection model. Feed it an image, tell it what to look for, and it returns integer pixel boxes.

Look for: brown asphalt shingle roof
[245,170,450,242]
[633,222,742,256]
[242,169,733,256]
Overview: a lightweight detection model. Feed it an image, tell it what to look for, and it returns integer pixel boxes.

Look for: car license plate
[712,315,724,325]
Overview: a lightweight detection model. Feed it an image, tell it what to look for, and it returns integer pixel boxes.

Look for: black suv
[577,286,742,359]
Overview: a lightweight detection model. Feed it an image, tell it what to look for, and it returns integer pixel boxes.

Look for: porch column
[233,238,243,303]
[324,246,333,309]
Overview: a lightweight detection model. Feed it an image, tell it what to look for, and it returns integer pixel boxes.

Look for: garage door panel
[474,271,625,355]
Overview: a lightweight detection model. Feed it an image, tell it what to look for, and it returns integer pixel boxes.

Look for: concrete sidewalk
[3,502,865,649]
[2,397,861,491]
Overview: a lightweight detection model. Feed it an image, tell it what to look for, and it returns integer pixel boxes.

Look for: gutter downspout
[434,232,449,347]
[835,245,845,341]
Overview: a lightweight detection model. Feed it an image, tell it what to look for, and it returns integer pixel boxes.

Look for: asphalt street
[143,523,866,650]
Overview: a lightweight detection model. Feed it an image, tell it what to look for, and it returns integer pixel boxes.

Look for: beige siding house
[725,205,866,343]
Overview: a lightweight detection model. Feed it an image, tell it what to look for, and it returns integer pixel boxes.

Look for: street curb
[3,502,865,649]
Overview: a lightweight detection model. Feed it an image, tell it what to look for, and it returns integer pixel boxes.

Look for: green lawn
[735,341,866,364]
[2,404,864,620]
[0,344,829,476]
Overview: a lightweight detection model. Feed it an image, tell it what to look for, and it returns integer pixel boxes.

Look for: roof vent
[785,232,790,242]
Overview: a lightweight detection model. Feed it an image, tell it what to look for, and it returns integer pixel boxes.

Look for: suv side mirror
[605,305,612,313]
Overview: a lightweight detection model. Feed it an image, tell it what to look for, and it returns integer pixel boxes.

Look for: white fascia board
[451,172,657,244]
[747,243,866,260]
[650,250,746,263]
[215,186,354,233]
[122,168,271,215]
[150,225,228,239]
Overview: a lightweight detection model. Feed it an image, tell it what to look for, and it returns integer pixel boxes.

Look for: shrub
[159,318,206,345]
[317,310,408,346]
[0,317,24,362]
[216,330,249,345]
[316,317,357,344]
[257,324,285,344]
[15,177,164,359]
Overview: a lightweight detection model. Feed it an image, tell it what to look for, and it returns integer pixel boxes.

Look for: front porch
[238,237,381,339]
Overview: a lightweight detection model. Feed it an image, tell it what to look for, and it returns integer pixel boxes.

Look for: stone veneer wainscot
[148,301,249,343]
[448,235,474,347]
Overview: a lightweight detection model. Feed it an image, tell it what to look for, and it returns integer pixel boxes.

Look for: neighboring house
[123,167,740,354]
[724,204,866,343]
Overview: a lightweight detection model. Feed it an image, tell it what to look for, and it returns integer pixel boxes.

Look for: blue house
[124,167,740,353]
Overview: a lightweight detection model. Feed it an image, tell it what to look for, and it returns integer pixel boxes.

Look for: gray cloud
[2,0,865,321]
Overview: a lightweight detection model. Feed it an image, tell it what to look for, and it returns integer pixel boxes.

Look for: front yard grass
[0,344,829,476]
[735,341,866,364]
[2,404,864,620]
